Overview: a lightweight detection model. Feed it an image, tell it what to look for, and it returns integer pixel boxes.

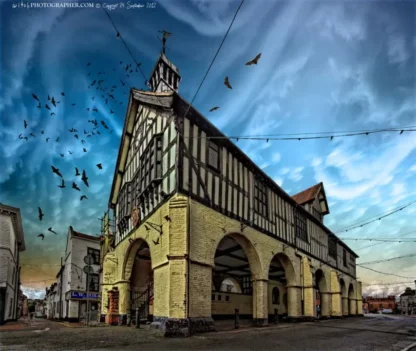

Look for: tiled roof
[72,230,100,242]
[292,183,323,205]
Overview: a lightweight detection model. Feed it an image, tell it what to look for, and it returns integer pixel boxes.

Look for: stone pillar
[101,288,109,315]
[252,279,269,326]
[331,292,342,317]
[342,297,349,316]
[287,285,302,319]
[302,257,314,318]
[356,282,363,316]
[349,298,357,316]
[117,281,130,325]
[320,292,331,318]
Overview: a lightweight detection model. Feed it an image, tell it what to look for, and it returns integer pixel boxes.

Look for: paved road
[1,314,416,351]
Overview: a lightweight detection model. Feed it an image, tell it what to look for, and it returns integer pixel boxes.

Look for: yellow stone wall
[101,195,362,321]
[212,293,252,315]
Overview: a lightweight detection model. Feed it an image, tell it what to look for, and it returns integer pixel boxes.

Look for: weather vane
[158,30,172,54]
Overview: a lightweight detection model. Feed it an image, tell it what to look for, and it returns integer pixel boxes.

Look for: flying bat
[38,207,44,221]
[245,53,262,66]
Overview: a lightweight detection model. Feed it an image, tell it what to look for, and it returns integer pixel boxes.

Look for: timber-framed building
[101,48,363,336]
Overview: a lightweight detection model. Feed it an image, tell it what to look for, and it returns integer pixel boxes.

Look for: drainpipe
[295,251,304,316]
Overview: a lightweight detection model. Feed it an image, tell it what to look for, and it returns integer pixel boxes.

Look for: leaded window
[295,209,308,242]
[328,236,337,259]
[140,135,163,192]
[241,276,252,295]
[87,248,100,265]
[208,141,219,170]
[87,273,99,292]
[254,178,268,217]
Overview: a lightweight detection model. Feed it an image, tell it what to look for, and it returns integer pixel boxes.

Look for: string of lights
[183,127,416,141]
[361,281,415,287]
[335,199,416,233]
[357,265,415,279]
[353,229,416,251]
[358,253,416,266]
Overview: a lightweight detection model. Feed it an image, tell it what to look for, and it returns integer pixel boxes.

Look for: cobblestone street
[1,315,416,351]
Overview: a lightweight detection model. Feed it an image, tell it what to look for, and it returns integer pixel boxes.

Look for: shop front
[65,291,101,322]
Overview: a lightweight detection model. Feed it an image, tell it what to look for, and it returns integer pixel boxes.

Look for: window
[87,248,100,265]
[254,178,268,217]
[226,296,230,302]
[87,273,99,292]
[242,276,252,295]
[118,182,132,220]
[295,209,308,242]
[328,236,337,259]
[208,141,219,170]
[140,135,163,193]
[218,295,222,301]
[312,207,321,221]
[343,249,347,267]
[272,287,280,305]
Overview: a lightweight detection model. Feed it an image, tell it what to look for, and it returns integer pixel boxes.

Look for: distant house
[365,295,396,313]
[45,227,101,322]
[399,285,416,315]
[0,204,26,325]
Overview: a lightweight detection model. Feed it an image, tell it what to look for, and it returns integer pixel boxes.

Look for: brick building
[100,46,363,336]
[365,296,396,313]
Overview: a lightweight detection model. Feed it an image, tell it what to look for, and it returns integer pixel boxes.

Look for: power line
[353,229,416,251]
[357,265,415,279]
[335,200,416,233]
[182,0,245,121]
[358,253,416,265]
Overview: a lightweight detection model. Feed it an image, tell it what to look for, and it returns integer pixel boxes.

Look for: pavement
[0,314,416,351]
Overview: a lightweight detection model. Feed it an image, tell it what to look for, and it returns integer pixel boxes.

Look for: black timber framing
[173,95,358,259]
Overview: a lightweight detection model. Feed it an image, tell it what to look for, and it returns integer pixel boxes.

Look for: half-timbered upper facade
[108,53,358,279]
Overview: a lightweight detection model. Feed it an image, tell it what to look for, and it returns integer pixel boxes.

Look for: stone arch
[314,269,329,317]
[348,283,356,315]
[339,278,348,316]
[211,232,264,278]
[123,238,153,281]
[267,252,300,319]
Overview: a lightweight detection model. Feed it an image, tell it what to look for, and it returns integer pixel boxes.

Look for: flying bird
[81,139,85,144]
[37,234,45,240]
[51,97,56,107]
[224,76,232,89]
[48,227,57,235]
[72,103,76,106]
[96,163,102,169]
[74,134,79,139]
[91,80,96,86]
[60,153,64,158]
[209,106,220,112]
[116,32,120,38]
[41,130,45,134]
[56,137,60,142]
[81,170,89,187]
[47,95,51,101]
[32,93,39,101]
[46,137,50,142]
[58,179,65,188]
[80,195,88,201]
[51,166,63,178]
[245,53,262,65]
[120,80,125,86]
[61,92,65,96]
[72,182,81,191]
[87,62,91,66]
[75,167,80,176]
[45,104,51,110]
[93,108,98,112]
[24,120,27,129]
[110,109,114,114]
[152,237,160,245]
[50,112,55,116]
[38,207,44,221]
[68,150,73,155]
[36,102,41,108]
[29,133,35,137]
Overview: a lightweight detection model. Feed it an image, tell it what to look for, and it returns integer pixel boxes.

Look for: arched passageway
[126,240,153,324]
[348,283,356,315]
[314,269,329,318]
[267,252,298,320]
[211,236,255,321]
[340,278,348,316]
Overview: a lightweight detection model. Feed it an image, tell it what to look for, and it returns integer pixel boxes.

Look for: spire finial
[158,30,172,54]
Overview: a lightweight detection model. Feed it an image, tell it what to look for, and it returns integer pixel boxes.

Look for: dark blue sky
[1,0,415,298]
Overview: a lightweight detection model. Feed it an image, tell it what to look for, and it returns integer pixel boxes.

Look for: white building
[399,283,416,315]
[47,226,101,322]
[0,204,25,325]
